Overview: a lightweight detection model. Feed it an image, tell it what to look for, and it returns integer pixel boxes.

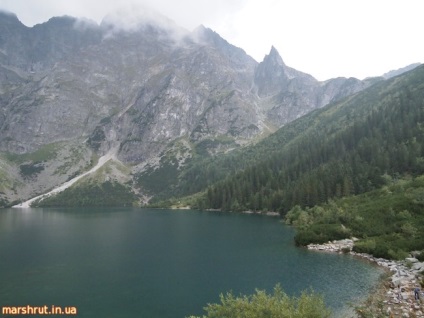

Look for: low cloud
[99,3,190,43]
[101,4,176,30]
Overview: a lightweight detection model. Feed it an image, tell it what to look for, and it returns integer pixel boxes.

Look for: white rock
[412,262,424,271]
[405,257,419,263]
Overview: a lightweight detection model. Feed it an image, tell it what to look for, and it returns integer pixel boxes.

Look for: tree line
[192,66,424,213]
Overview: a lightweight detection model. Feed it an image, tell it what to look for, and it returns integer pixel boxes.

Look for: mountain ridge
[190,64,424,212]
[0,11,417,207]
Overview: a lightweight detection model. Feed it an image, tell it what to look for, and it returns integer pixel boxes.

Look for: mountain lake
[0,208,383,317]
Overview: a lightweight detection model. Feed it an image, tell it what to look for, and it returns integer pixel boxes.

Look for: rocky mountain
[0,10,403,206]
[382,63,421,79]
[191,64,424,213]
[253,46,377,127]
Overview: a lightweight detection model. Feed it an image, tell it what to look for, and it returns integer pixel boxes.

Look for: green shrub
[294,223,351,246]
[36,181,137,207]
[187,284,331,318]
[372,243,390,259]
[387,249,409,260]
[19,162,44,176]
[294,230,323,246]
[352,239,376,255]
[341,247,351,254]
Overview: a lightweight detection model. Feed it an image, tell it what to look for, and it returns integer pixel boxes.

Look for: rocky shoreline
[308,239,424,317]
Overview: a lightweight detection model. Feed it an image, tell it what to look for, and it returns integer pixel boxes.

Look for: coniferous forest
[191,65,424,214]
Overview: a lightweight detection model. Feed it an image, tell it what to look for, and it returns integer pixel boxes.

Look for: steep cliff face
[253,46,372,126]
[0,12,102,71]
[0,11,386,205]
[0,14,262,157]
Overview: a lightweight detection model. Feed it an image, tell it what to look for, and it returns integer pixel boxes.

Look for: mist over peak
[100,4,188,39]
[0,9,26,28]
[0,9,18,19]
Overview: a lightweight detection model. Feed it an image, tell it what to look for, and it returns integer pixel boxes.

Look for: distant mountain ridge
[382,63,421,79]
[0,10,417,206]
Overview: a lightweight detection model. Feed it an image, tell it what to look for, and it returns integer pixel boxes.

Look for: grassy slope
[34,159,137,207]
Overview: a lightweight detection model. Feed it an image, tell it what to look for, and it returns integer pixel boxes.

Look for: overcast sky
[0,0,422,81]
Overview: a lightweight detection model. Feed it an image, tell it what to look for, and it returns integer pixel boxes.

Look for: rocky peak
[191,25,229,48]
[0,11,25,26]
[267,45,285,67]
[0,12,29,69]
[40,15,78,27]
[0,11,28,42]
[0,13,103,71]
[190,25,256,72]
[191,25,240,53]
[191,25,209,38]
[254,46,290,97]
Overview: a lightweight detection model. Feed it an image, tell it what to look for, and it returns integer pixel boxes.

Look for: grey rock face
[253,47,371,127]
[0,12,386,203]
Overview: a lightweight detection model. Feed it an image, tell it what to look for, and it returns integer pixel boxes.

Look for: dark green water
[0,208,382,317]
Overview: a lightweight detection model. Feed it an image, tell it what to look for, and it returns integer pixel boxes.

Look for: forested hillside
[190,65,424,212]
[285,176,424,259]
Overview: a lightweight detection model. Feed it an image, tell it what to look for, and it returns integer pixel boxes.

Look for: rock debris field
[308,239,424,317]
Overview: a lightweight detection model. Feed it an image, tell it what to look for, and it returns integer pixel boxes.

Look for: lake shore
[307,239,424,317]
